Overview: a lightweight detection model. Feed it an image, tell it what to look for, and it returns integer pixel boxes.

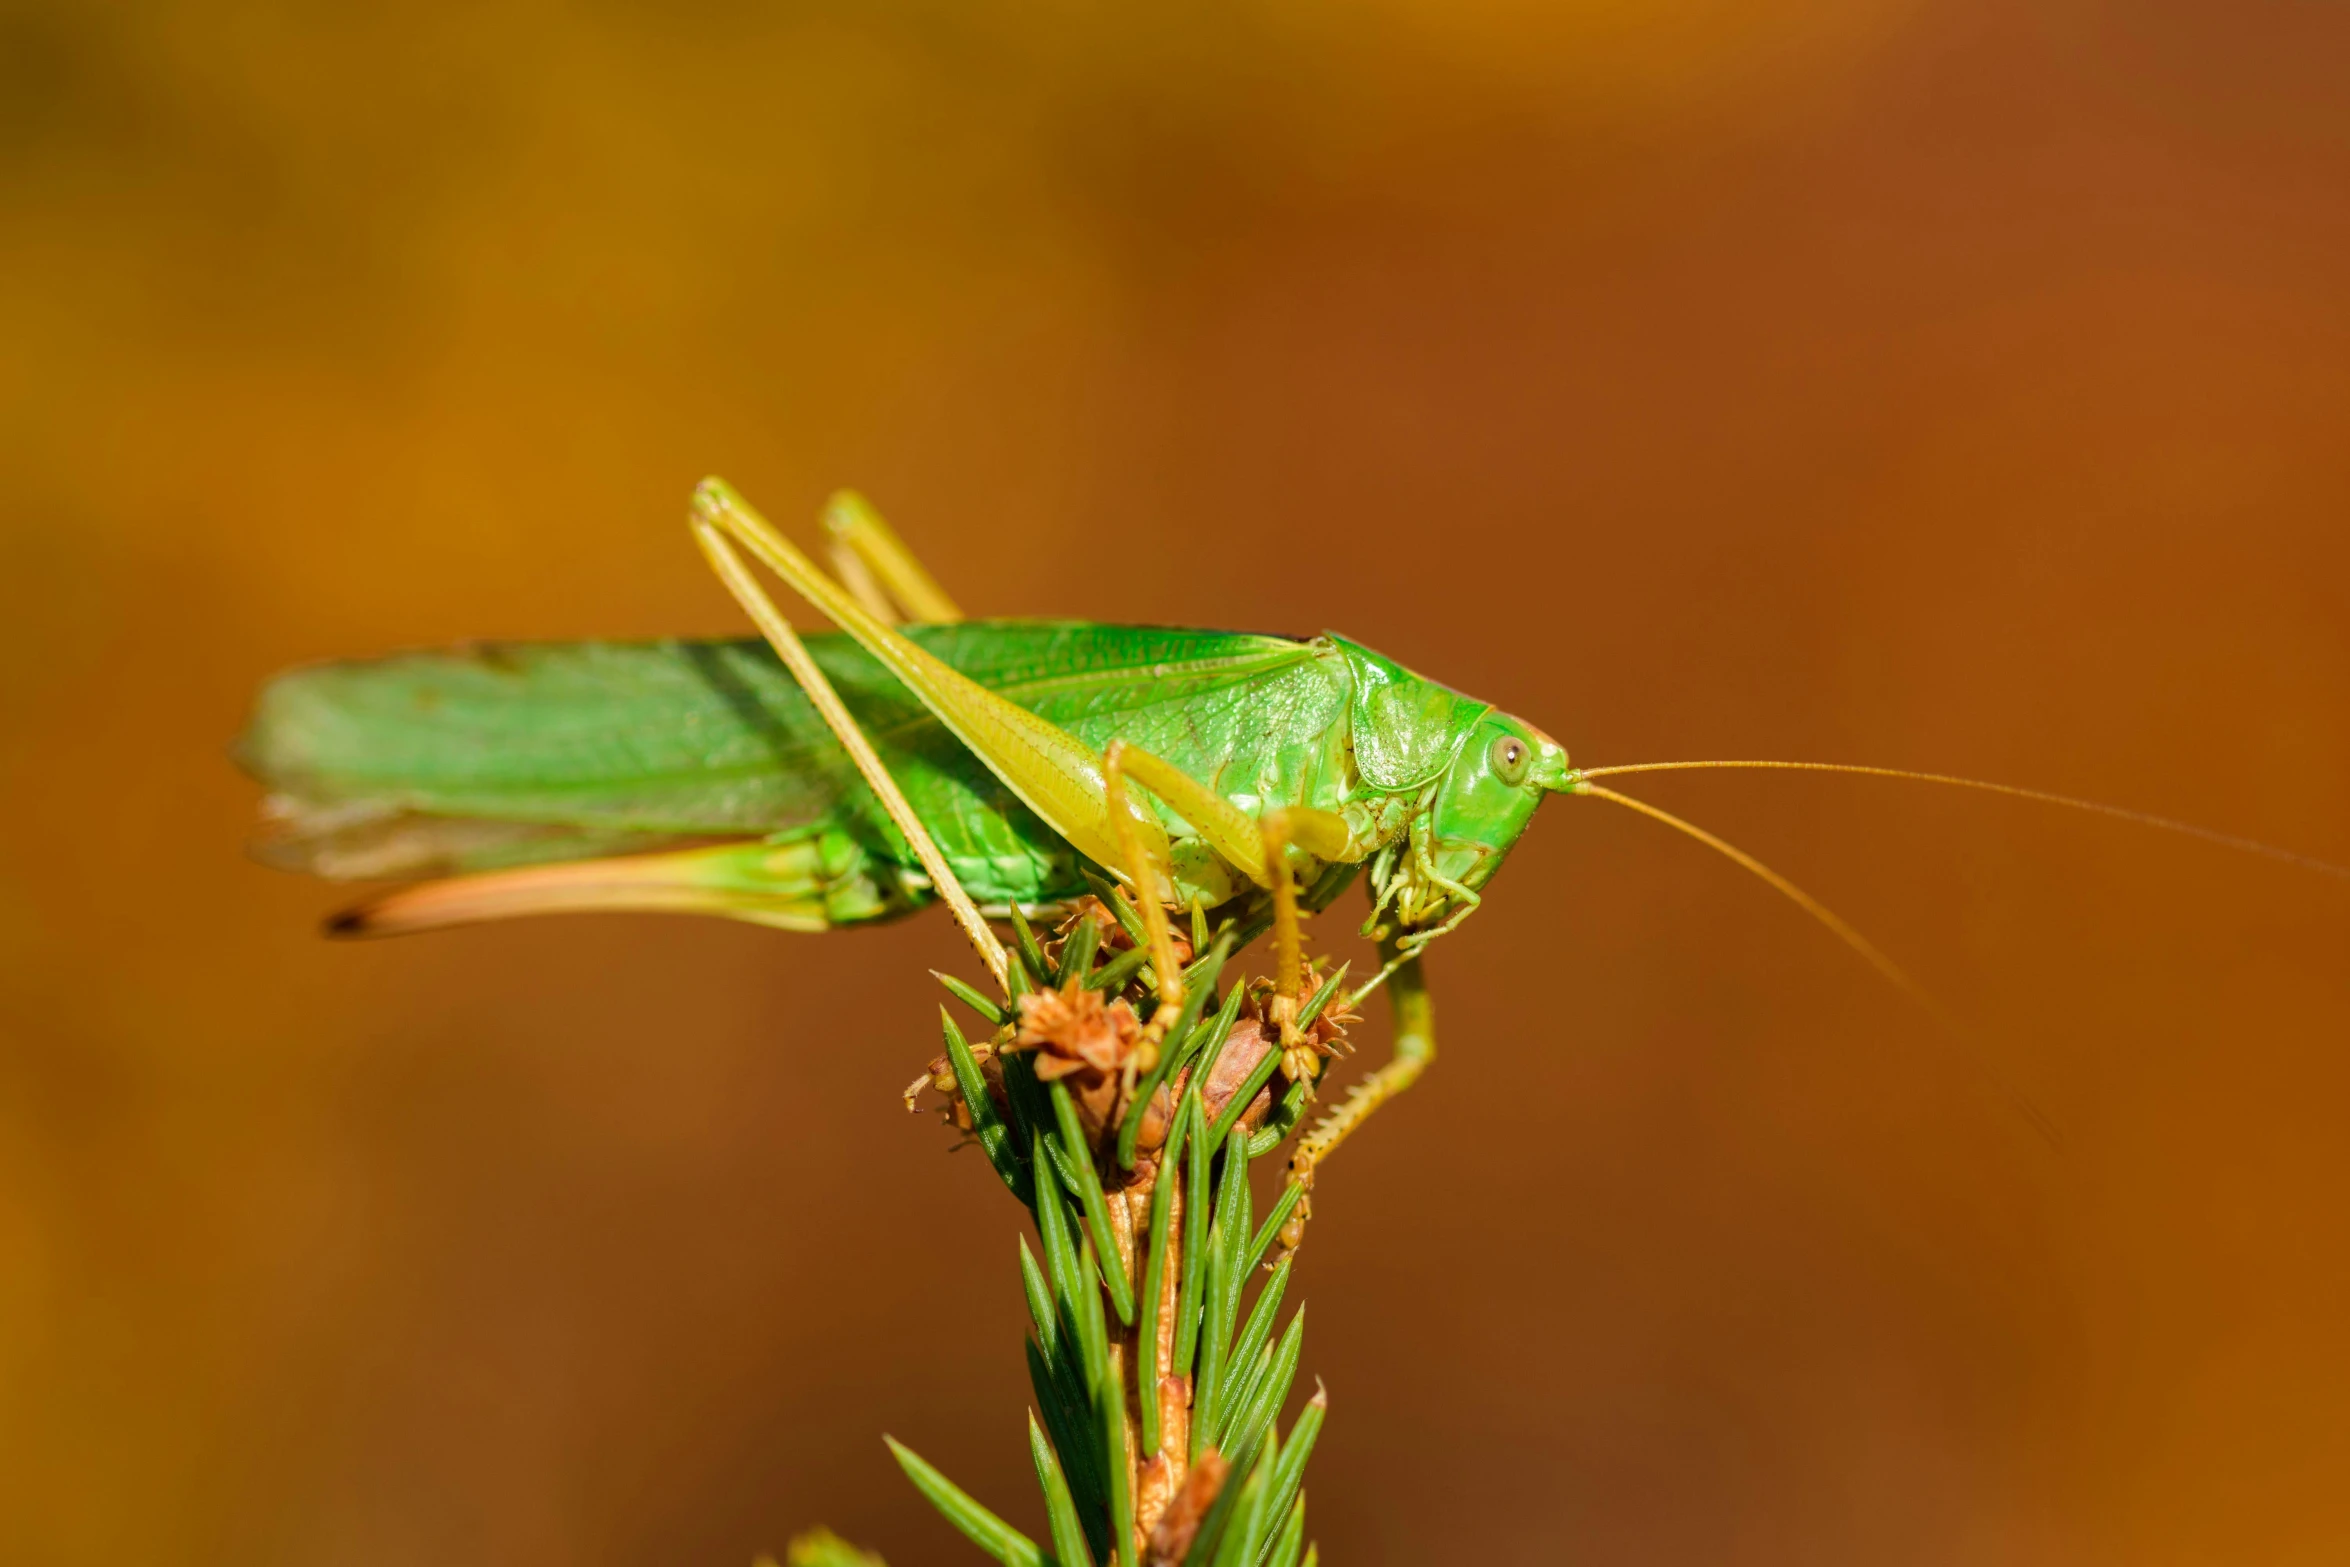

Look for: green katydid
[238,479,2349,1173]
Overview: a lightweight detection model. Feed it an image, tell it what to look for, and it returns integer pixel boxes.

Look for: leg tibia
[1289,946,1434,1174]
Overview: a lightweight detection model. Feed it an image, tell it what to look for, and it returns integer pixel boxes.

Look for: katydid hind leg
[822,489,964,623]
[826,536,898,623]
[694,477,1171,892]
[693,505,1012,990]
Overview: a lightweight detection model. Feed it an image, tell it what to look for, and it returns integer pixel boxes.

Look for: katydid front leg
[1289,937,1434,1180]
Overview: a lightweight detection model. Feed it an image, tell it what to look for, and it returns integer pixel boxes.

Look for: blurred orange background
[5,1,2349,1561]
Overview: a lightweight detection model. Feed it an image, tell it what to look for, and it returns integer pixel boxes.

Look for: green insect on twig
[243,477,1594,1182]
[242,481,2350,1179]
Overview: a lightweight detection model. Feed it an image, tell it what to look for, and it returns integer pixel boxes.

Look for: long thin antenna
[1573,760,2350,881]
[1577,782,2062,1150]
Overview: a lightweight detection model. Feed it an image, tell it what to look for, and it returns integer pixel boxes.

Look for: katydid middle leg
[1103,741,1356,1058]
[1288,936,1434,1181]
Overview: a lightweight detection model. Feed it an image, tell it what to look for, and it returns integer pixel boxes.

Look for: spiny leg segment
[1270,812,1465,1193]
[1250,806,1433,1251]
[1291,936,1433,1181]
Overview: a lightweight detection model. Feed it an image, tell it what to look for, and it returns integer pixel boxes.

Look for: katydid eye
[1490,733,1531,785]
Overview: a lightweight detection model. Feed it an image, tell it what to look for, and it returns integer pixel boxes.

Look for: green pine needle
[933,970,1007,1027]
[1262,1495,1306,1567]
[1174,1082,1214,1376]
[1246,1078,1311,1159]
[1243,1181,1305,1276]
[1000,1051,1050,1148]
[1294,963,1350,1032]
[1019,1234,1101,1517]
[1083,943,1152,995]
[1206,1258,1291,1451]
[1259,1387,1327,1557]
[1049,1080,1136,1325]
[1072,1237,1112,1400]
[1018,1239,1059,1357]
[1023,1338,1107,1553]
[1190,1241,1228,1460]
[1027,1410,1095,1567]
[1080,870,1153,954]
[1203,1434,1279,1567]
[1100,1338,1134,1567]
[1218,1441,1283,1567]
[1205,1046,1284,1157]
[1054,915,1100,985]
[1187,983,1248,1093]
[1137,1094,1195,1458]
[1222,1307,1305,1479]
[942,1009,1029,1201]
[884,1436,1044,1567]
[1032,1132,1088,1341]
[1217,1136,1253,1343]
[1007,903,1052,991]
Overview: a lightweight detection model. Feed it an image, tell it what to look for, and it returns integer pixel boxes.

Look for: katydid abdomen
[240,621,1370,931]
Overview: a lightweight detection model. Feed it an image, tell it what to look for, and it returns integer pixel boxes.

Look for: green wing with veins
[239,622,1361,912]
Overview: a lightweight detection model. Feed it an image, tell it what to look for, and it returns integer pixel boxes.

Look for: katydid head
[1367,709,1568,949]
[1422,711,1573,894]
